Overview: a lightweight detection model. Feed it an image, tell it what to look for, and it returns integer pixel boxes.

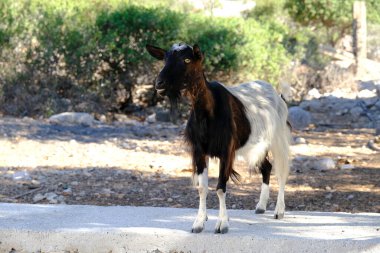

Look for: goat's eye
[184,58,191,63]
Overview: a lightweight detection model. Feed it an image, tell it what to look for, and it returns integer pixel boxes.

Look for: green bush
[0,1,292,117]
[285,0,380,44]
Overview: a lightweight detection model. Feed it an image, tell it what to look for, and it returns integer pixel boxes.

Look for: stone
[313,158,336,171]
[33,193,45,203]
[307,88,321,99]
[146,113,157,124]
[45,192,58,204]
[374,100,380,109]
[349,107,363,118]
[299,100,323,112]
[26,179,41,189]
[49,112,95,126]
[339,164,355,170]
[288,107,312,130]
[357,89,377,98]
[155,110,171,122]
[12,171,31,181]
[294,137,307,144]
[62,188,72,196]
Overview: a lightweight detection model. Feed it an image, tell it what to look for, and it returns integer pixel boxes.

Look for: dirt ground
[0,116,379,213]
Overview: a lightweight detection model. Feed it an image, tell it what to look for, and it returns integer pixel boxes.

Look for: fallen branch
[13,186,44,199]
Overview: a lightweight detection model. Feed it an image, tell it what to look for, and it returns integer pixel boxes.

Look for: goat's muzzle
[155,79,166,96]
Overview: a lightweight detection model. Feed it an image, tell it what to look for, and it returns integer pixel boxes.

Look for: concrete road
[0,203,379,253]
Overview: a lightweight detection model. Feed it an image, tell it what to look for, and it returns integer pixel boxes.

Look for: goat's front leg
[215,158,230,234]
[191,154,209,233]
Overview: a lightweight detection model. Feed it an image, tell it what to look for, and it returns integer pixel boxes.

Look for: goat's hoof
[255,208,266,214]
[274,213,284,219]
[214,226,229,234]
[191,226,204,233]
[214,219,229,234]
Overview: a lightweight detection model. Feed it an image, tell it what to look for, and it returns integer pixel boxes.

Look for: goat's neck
[186,72,214,116]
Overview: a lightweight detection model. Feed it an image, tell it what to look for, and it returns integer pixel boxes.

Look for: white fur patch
[215,189,229,233]
[225,81,290,173]
[172,43,188,51]
[256,183,270,210]
[192,169,208,232]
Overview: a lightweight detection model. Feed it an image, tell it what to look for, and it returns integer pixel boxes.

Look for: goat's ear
[146,44,166,60]
[193,44,203,61]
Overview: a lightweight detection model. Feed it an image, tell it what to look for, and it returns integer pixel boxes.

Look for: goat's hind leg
[191,155,209,233]
[272,136,290,220]
[255,157,272,214]
[215,158,230,234]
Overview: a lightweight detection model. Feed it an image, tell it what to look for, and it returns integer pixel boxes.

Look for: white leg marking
[274,179,285,219]
[255,183,270,213]
[215,189,229,234]
[191,168,208,233]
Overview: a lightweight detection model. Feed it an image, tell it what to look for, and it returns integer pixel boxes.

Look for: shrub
[285,0,380,45]
[0,1,292,117]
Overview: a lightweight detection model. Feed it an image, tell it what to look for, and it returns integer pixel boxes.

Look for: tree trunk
[353,1,367,76]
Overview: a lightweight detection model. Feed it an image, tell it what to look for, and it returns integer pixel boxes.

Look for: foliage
[244,0,286,20]
[0,0,292,117]
[285,0,380,44]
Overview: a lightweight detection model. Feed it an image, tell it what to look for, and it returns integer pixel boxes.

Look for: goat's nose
[155,79,165,89]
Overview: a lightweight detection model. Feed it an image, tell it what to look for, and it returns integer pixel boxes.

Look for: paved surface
[0,203,379,253]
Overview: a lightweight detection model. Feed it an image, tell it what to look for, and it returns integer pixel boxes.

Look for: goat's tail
[229,169,241,184]
[225,141,241,184]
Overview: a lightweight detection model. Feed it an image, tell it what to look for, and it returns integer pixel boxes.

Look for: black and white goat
[146,43,291,234]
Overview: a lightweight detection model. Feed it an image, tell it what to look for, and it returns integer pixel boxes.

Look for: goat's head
[146,43,204,104]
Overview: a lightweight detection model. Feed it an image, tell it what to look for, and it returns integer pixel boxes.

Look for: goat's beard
[166,89,182,124]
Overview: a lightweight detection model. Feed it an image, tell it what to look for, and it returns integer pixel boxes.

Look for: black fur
[185,81,251,191]
[146,43,252,192]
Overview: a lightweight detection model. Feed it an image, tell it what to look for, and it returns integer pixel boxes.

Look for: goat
[146,43,291,234]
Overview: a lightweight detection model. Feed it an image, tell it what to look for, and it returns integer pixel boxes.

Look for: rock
[349,107,363,118]
[339,164,355,170]
[374,100,380,109]
[71,181,79,186]
[313,158,336,171]
[57,195,66,204]
[325,186,332,191]
[368,139,380,151]
[12,171,31,181]
[167,198,173,203]
[325,193,333,199]
[357,89,377,98]
[146,113,157,124]
[62,188,72,196]
[347,194,355,200]
[117,194,125,199]
[45,192,58,204]
[49,112,95,126]
[299,100,323,112]
[26,179,41,189]
[294,137,307,144]
[98,114,107,123]
[288,106,312,130]
[33,193,45,203]
[100,188,113,197]
[155,110,171,122]
[307,88,321,99]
